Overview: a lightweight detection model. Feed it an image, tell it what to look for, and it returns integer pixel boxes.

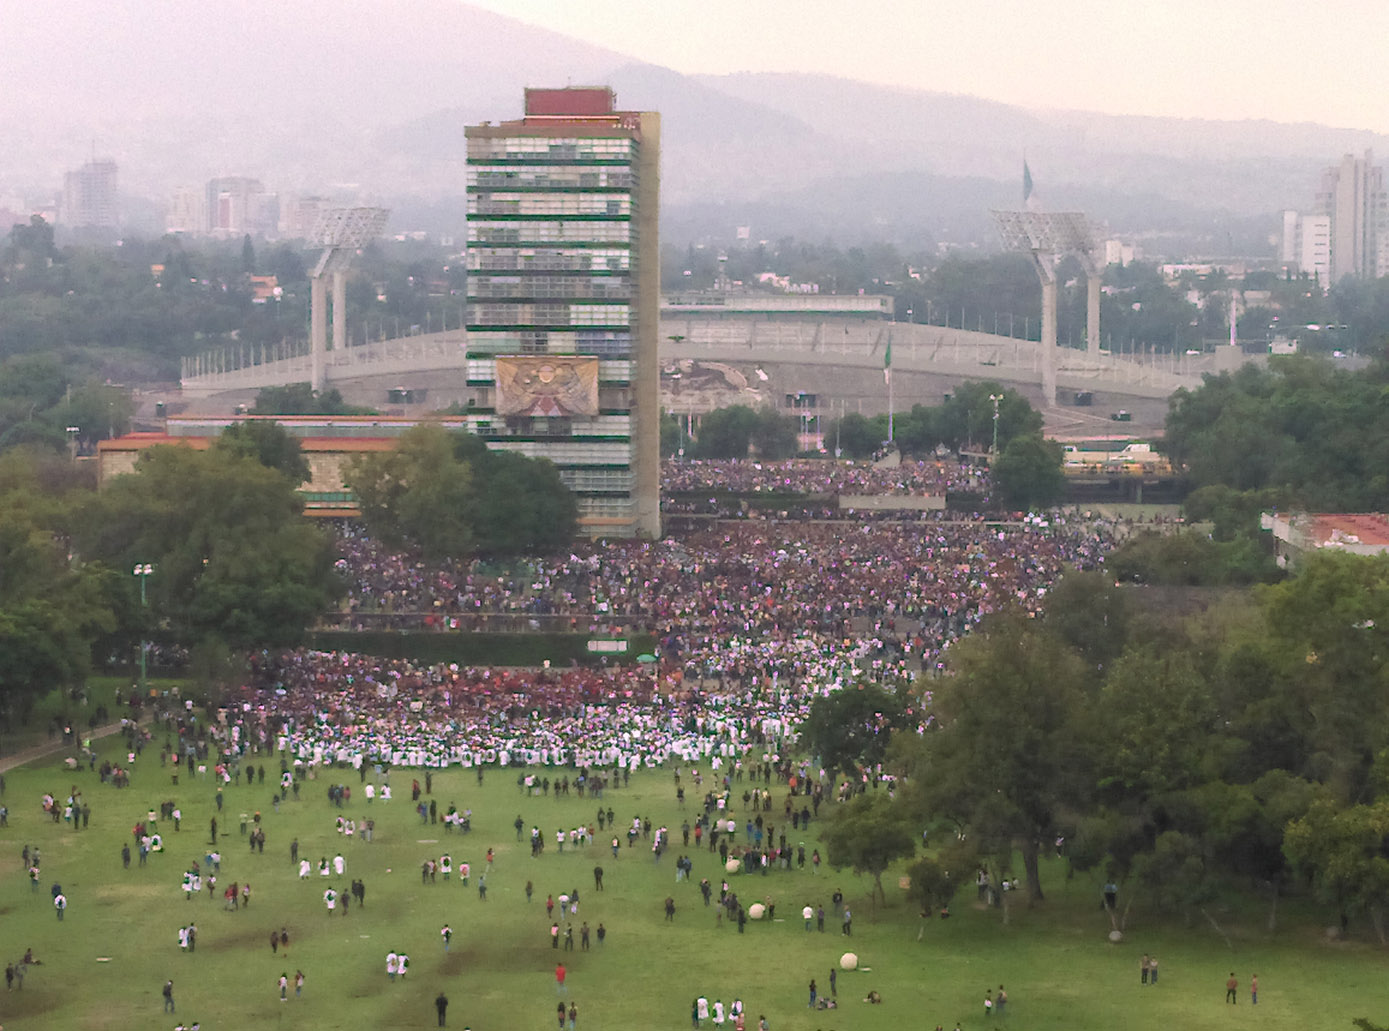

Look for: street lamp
[133,563,153,695]
[989,394,1003,454]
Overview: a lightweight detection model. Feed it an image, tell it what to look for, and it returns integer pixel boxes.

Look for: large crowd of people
[231,460,1123,773]
[660,458,986,497]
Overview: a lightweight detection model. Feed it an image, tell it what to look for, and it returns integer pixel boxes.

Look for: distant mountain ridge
[3,1,1385,250]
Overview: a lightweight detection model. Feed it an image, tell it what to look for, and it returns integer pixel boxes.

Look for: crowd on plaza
[660,458,987,497]
[224,469,1122,773]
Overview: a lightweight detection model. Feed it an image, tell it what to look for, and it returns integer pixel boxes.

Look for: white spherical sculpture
[748,903,766,920]
[726,859,741,873]
[840,952,858,971]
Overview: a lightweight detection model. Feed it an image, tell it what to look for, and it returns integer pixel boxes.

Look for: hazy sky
[470,0,1389,133]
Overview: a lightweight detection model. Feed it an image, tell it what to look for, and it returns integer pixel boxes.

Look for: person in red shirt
[555,963,567,995]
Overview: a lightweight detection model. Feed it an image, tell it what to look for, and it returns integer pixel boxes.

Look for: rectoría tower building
[465,88,661,538]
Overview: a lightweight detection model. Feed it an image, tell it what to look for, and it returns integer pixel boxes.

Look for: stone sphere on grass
[725,859,741,873]
[748,903,765,920]
[840,952,858,970]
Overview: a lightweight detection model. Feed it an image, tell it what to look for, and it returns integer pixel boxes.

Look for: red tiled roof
[1307,513,1389,547]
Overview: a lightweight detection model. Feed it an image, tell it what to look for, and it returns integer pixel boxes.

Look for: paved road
[0,720,137,776]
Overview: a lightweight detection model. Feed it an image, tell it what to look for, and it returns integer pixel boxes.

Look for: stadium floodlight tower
[990,209,1098,407]
[308,206,390,392]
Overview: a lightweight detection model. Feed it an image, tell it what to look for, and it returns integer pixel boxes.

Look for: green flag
[883,338,892,384]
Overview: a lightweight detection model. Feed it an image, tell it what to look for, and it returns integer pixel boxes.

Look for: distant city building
[166,186,206,235]
[61,159,118,229]
[465,87,661,538]
[281,195,334,239]
[1283,151,1388,282]
[206,176,278,236]
[1102,238,1140,266]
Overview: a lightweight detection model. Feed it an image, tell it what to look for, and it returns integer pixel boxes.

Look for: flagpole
[886,329,894,445]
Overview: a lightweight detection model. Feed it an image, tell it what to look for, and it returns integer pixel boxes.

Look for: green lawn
[1,727,1386,1031]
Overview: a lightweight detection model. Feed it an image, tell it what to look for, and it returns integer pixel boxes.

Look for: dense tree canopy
[251,384,375,417]
[800,681,912,782]
[1165,356,1389,510]
[0,448,114,720]
[991,434,1064,510]
[76,444,341,650]
[346,425,576,560]
[876,551,1389,938]
[211,420,311,484]
[691,405,799,460]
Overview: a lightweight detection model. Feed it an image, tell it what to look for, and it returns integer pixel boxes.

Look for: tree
[1164,356,1389,509]
[691,405,759,459]
[660,410,683,457]
[691,405,798,460]
[935,383,1042,453]
[347,424,474,559]
[76,444,340,649]
[904,855,958,917]
[800,681,911,782]
[212,420,311,485]
[1042,571,1131,674]
[750,406,799,459]
[1285,798,1389,943]
[991,434,1064,510]
[904,610,1090,903]
[820,792,918,907]
[1107,529,1279,586]
[346,425,576,560]
[251,384,374,416]
[1259,551,1389,803]
[830,412,885,459]
[0,490,114,722]
[468,449,577,556]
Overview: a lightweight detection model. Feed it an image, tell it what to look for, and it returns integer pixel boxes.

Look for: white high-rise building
[166,187,206,235]
[1286,151,1389,281]
[61,159,118,229]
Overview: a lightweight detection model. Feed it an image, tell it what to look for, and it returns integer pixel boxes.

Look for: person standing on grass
[555,962,567,995]
[1251,973,1258,1005]
[163,979,175,1013]
[295,970,304,998]
[1225,972,1238,1004]
[1141,954,1150,984]
[279,973,288,1001]
[1148,957,1158,984]
[996,985,1007,1015]
[436,991,448,1026]
[441,924,452,952]
[54,893,66,920]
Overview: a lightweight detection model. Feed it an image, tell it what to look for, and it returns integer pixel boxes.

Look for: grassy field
[1,719,1387,1031]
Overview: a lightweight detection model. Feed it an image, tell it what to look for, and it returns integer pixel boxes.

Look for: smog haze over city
[4,0,1389,250]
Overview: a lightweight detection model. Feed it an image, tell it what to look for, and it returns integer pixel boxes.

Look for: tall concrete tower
[466,88,661,538]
